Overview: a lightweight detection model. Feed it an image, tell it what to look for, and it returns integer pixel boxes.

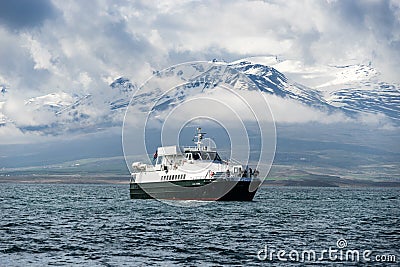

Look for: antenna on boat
[195,127,206,150]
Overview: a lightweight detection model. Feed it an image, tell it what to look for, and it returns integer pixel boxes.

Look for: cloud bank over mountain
[0,58,397,146]
[0,0,399,147]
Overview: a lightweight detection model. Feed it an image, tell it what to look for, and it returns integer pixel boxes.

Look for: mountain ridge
[0,59,398,136]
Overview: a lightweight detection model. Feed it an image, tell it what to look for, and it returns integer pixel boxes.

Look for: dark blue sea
[0,184,399,266]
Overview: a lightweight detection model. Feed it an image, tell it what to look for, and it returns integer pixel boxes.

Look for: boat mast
[195,127,206,150]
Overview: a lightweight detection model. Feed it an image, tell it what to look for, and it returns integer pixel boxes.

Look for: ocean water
[0,184,399,266]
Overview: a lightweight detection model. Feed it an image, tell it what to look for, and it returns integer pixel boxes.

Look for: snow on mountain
[1,59,398,136]
[0,77,138,134]
[236,56,400,122]
[326,82,400,121]
[316,64,379,89]
[108,77,136,110]
[24,92,93,128]
[273,59,399,121]
[25,92,76,113]
[228,60,331,110]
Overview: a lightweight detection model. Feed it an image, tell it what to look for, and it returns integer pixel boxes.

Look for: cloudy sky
[0,0,399,96]
[0,0,399,145]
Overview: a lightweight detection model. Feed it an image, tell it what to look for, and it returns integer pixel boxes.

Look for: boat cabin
[154,145,222,168]
[183,148,222,163]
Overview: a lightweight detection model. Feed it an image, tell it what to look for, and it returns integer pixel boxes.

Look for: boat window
[193,152,201,160]
[156,156,163,165]
[186,153,192,161]
[213,153,222,163]
[202,152,211,160]
[198,151,221,162]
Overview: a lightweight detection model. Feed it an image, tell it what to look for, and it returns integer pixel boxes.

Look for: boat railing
[212,172,226,179]
[183,146,198,150]
[213,169,259,180]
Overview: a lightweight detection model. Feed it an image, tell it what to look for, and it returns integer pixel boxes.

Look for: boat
[129,127,261,201]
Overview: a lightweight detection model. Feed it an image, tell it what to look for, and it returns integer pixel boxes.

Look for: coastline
[0,175,130,184]
[1,174,399,187]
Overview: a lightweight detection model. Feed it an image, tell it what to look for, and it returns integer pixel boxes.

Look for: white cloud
[0,0,398,145]
[22,34,53,70]
[264,93,397,130]
[0,123,48,144]
[2,94,56,127]
[264,93,349,124]
[0,0,398,98]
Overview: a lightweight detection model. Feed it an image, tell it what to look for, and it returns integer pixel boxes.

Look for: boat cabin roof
[155,145,221,162]
[157,145,181,156]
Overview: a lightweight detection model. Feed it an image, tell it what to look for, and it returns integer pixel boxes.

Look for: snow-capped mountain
[0,59,398,136]
[327,82,400,121]
[228,60,330,110]
[25,92,76,111]
[109,77,136,110]
[0,76,138,134]
[263,57,400,121]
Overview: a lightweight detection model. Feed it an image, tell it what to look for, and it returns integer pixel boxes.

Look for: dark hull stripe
[130,179,258,201]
